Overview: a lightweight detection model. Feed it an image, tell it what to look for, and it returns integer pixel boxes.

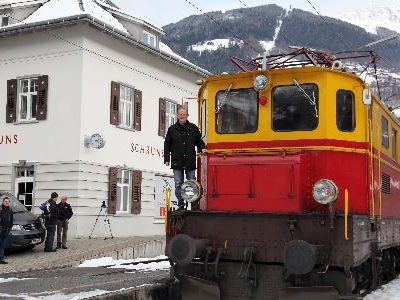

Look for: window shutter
[134,89,142,131]
[131,170,142,215]
[158,98,166,137]
[6,79,17,123]
[108,167,117,214]
[36,75,48,120]
[110,81,120,125]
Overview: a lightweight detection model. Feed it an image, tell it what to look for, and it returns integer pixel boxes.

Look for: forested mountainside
[162,4,400,104]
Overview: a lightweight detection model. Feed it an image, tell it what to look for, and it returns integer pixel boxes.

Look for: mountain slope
[162,5,400,74]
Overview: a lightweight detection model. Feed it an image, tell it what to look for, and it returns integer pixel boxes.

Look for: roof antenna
[372,55,382,100]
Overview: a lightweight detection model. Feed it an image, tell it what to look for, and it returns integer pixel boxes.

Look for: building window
[381,117,389,149]
[392,128,397,161]
[119,84,134,128]
[166,100,178,129]
[15,165,34,211]
[18,77,38,121]
[336,90,355,132]
[142,30,156,47]
[116,169,131,213]
[1,15,9,27]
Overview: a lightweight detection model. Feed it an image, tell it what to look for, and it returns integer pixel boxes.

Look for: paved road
[1,236,164,274]
[0,266,169,299]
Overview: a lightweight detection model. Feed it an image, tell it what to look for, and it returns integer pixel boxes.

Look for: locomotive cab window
[336,90,355,132]
[272,83,318,131]
[381,117,389,149]
[215,88,258,134]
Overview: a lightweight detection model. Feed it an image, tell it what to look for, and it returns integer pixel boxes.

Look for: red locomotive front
[165,52,400,299]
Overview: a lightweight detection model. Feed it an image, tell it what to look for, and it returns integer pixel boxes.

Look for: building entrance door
[15,165,34,211]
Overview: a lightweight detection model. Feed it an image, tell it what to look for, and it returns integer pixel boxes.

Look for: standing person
[0,197,13,264]
[43,192,59,252]
[56,196,73,249]
[164,107,206,210]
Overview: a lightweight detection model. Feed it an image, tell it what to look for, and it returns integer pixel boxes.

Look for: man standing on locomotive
[164,107,205,210]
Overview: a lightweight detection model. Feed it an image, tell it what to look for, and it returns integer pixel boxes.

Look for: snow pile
[0,277,32,283]
[79,255,170,272]
[188,38,243,53]
[365,276,400,299]
[336,6,400,34]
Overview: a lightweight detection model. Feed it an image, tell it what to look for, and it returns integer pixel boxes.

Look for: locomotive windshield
[215,88,258,134]
[272,83,319,131]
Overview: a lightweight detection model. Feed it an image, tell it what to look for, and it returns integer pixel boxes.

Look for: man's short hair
[50,192,58,199]
[178,106,188,114]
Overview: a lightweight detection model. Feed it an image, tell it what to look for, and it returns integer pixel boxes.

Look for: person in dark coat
[164,107,206,210]
[0,197,13,264]
[43,192,59,252]
[56,196,73,249]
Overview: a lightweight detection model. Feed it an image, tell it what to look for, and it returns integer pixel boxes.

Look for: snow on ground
[0,289,110,299]
[78,255,170,272]
[364,277,400,299]
[259,17,284,53]
[336,6,400,34]
[188,39,243,53]
[0,277,32,283]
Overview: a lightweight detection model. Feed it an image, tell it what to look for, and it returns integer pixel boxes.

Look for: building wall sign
[0,134,18,145]
[130,143,164,158]
[154,175,178,222]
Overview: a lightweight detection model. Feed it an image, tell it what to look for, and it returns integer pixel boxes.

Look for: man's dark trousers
[57,220,68,248]
[44,225,56,251]
[0,238,5,261]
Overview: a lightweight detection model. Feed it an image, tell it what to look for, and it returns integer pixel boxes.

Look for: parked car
[0,191,45,250]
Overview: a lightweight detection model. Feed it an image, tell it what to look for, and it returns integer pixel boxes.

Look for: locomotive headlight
[253,74,268,91]
[180,180,202,203]
[312,179,338,205]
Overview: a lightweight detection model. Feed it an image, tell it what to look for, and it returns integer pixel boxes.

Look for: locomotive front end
[166,66,371,300]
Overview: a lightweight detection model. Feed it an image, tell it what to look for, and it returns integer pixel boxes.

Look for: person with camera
[56,196,73,249]
[42,192,59,252]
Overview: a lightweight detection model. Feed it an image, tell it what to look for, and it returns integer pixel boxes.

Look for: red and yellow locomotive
[166,49,400,299]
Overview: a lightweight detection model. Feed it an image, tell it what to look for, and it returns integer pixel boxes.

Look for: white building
[0,0,208,237]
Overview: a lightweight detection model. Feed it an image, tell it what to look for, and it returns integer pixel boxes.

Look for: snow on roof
[0,0,31,4]
[0,0,47,7]
[19,0,128,34]
[160,42,192,64]
[95,0,164,34]
[1,0,209,76]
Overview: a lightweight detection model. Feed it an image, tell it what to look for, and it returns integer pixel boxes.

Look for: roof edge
[0,0,48,9]
[0,14,209,77]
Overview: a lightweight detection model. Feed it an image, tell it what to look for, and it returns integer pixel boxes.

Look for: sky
[112,0,399,27]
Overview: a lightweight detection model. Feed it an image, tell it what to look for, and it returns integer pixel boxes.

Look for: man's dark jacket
[44,199,59,226]
[164,121,205,170]
[57,202,73,221]
[0,205,13,239]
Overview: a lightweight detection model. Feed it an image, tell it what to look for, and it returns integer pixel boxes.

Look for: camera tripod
[89,201,114,240]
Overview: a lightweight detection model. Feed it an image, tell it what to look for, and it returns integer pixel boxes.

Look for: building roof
[95,0,164,35]
[4,0,128,33]
[0,0,209,76]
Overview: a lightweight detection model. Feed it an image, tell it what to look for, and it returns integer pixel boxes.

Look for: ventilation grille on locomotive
[382,173,391,195]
